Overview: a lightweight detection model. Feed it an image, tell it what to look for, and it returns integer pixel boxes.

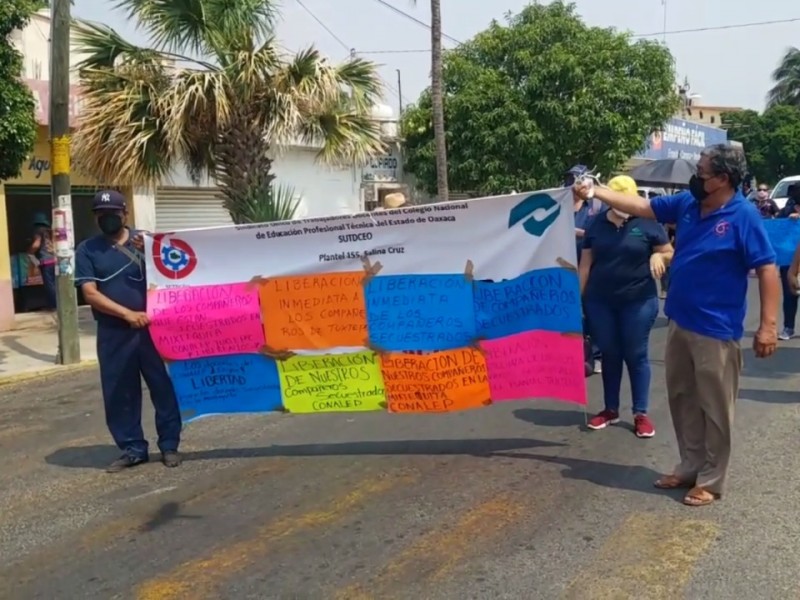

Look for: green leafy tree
[72,0,386,223]
[0,0,39,181]
[402,1,679,196]
[768,47,800,108]
[723,105,800,183]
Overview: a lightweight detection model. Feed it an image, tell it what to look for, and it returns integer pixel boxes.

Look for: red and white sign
[24,78,83,127]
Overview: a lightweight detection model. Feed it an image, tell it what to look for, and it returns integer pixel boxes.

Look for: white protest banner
[143,189,587,421]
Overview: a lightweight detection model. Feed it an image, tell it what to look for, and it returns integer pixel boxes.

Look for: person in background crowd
[575,144,779,507]
[383,192,407,210]
[776,184,800,339]
[751,183,779,219]
[579,176,673,438]
[75,190,182,473]
[741,177,753,199]
[565,164,602,373]
[27,212,57,311]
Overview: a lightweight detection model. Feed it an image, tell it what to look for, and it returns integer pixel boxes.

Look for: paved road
[1,284,798,600]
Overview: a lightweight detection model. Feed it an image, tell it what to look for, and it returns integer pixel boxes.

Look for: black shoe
[162,451,182,468]
[106,454,149,473]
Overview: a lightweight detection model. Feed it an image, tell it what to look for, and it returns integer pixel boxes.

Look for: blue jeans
[97,325,182,458]
[780,266,798,331]
[584,296,659,414]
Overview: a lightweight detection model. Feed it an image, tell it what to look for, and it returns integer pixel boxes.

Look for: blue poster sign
[637,118,728,162]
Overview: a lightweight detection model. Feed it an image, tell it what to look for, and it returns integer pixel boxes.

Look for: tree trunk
[430,0,449,202]
[215,106,276,223]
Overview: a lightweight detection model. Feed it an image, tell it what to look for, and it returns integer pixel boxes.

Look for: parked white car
[770,175,800,209]
[637,186,668,199]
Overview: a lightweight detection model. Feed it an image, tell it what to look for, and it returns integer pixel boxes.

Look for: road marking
[562,513,718,600]
[135,473,415,600]
[127,486,179,501]
[336,494,523,599]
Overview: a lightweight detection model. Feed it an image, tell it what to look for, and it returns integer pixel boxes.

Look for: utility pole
[49,0,80,365]
[396,69,403,115]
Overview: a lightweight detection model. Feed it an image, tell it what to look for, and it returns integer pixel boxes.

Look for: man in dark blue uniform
[75,190,182,473]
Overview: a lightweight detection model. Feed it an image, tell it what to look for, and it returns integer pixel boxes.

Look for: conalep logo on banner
[143,189,587,422]
[151,233,197,280]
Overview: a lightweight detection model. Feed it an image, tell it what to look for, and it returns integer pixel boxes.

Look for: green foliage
[768,47,800,108]
[723,105,800,184]
[401,1,679,195]
[73,0,385,223]
[224,183,300,224]
[0,0,39,181]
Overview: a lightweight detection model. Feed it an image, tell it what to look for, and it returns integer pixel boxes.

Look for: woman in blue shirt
[579,176,674,438]
[776,184,800,340]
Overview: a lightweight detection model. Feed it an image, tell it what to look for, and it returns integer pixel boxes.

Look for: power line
[294,0,351,53]
[370,0,462,45]
[356,15,800,55]
[633,15,800,38]
[293,0,410,109]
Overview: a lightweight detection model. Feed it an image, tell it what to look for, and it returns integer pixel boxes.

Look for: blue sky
[71,0,799,117]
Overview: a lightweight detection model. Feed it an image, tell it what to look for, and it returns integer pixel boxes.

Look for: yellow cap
[607,175,638,196]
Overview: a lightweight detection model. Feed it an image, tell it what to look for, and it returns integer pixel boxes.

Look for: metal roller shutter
[155,187,232,231]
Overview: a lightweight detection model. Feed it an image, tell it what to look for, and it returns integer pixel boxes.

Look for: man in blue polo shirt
[75,190,182,473]
[575,144,779,507]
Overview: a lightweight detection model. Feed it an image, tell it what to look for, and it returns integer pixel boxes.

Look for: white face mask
[612,208,630,219]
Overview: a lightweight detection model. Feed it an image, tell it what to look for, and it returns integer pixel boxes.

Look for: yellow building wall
[5,126,98,187]
[0,127,136,329]
[0,184,13,330]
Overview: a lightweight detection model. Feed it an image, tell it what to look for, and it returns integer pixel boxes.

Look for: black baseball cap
[92,190,127,212]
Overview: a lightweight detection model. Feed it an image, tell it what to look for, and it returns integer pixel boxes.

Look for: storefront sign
[27,156,51,179]
[24,79,83,127]
[637,118,727,161]
[143,189,587,422]
[362,146,400,182]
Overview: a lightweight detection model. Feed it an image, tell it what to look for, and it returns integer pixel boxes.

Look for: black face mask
[98,213,124,236]
[688,175,710,202]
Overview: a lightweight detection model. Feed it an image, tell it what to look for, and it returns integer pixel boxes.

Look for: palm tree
[409,0,448,202]
[72,0,386,223]
[768,47,800,108]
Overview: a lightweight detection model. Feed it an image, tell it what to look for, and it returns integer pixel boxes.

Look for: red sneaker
[634,414,655,438]
[587,410,619,430]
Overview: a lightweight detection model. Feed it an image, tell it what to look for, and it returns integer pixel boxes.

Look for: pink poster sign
[481,330,587,405]
[148,283,265,360]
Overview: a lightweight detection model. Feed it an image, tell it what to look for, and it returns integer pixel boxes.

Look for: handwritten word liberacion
[473,268,582,338]
[278,352,385,413]
[366,274,476,351]
[381,349,490,412]
[148,283,265,360]
[260,273,367,349]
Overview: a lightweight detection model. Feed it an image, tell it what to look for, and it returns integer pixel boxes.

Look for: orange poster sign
[259,272,368,350]
[380,348,491,413]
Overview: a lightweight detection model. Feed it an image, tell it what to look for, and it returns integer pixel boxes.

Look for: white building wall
[12,10,88,82]
[271,147,361,217]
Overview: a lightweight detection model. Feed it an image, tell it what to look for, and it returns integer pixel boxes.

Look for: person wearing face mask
[74,190,182,473]
[579,176,673,438]
[776,184,800,339]
[574,144,779,507]
[751,184,779,219]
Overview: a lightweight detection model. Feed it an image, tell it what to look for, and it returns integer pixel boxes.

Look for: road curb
[0,359,98,387]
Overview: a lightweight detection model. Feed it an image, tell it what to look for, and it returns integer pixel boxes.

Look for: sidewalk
[0,307,97,383]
